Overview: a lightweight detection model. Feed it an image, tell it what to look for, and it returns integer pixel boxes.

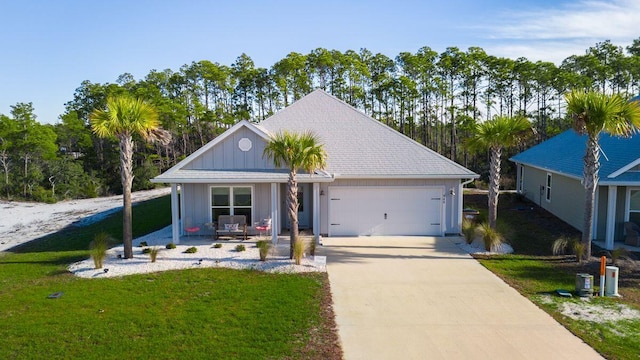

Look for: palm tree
[90,95,170,259]
[565,90,640,259]
[467,115,532,229]
[263,131,327,259]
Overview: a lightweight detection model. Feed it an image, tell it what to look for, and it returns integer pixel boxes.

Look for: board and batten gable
[183,126,274,171]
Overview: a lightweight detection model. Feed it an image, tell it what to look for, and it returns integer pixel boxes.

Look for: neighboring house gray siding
[521,165,585,231]
[183,127,272,170]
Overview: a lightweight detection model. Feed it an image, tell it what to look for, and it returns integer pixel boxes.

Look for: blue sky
[1,0,638,124]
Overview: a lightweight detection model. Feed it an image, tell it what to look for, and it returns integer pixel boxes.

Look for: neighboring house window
[545,173,552,202]
[627,189,640,224]
[211,186,253,222]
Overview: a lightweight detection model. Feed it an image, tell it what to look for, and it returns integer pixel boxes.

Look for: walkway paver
[323,236,603,360]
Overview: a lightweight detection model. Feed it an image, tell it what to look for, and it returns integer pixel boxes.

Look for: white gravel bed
[68,226,326,278]
[453,237,514,255]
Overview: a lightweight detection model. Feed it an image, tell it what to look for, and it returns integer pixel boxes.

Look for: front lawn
[466,191,640,360]
[0,195,341,359]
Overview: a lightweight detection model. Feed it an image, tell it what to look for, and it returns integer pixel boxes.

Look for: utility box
[605,266,620,297]
[575,273,594,297]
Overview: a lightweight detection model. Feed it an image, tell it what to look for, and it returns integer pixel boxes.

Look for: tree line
[1,39,639,202]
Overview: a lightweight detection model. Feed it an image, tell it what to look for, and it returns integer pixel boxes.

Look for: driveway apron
[323,236,603,360]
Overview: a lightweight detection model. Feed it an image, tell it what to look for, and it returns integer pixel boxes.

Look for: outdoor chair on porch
[215,215,248,240]
[624,221,640,247]
[255,218,272,238]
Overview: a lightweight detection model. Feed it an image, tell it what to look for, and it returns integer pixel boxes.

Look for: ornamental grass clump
[90,232,112,269]
[552,236,585,263]
[478,222,504,252]
[307,237,317,256]
[256,240,270,261]
[149,247,160,262]
[293,240,305,265]
[461,219,476,245]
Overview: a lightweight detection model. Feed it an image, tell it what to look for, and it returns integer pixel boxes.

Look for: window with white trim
[628,189,640,224]
[545,173,552,202]
[211,186,253,222]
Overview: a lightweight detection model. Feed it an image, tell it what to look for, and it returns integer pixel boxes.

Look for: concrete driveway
[323,236,603,360]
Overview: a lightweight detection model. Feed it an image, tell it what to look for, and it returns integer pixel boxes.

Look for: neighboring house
[511,129,640,250]
[152,90,478,244]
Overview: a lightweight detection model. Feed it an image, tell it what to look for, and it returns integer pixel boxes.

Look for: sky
[1,0,639,124]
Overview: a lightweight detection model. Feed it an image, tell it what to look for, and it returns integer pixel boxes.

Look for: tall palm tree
[565,90,640,259]
[263,130,327,259]
[90,95,170,259]
[467,115,532,229]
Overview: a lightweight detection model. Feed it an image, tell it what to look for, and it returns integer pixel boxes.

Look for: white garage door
[328,186,443,236]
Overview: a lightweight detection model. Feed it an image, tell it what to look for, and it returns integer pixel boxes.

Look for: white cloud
[481,0,639,63]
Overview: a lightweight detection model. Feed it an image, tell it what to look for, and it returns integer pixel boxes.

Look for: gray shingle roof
[259,90,476,179]
[510,129,640,185]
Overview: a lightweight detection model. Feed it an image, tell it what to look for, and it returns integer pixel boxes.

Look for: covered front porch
[167,177,331,246]
[596,184,640,250]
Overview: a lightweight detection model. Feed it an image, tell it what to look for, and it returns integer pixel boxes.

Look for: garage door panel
[329,187,442,236]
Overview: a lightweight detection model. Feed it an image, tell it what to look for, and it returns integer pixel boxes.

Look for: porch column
[605,185,617,250]
[171,183,180,244]
[271,183,278,245]
[179,183,185,241]
[313,182,320,243]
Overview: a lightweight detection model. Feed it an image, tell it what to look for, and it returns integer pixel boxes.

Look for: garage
[328,186,443,236]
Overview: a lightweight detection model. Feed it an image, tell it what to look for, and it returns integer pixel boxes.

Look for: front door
[286,183,310,229]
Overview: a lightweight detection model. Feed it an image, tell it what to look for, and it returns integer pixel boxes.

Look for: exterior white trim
[545,173,552,203]
[608,157,640,178]
[270,183,278,244]
[208,185,255,224]
[605,186,617,250]
[333,174,478,180]
[313,182,320,243]
[171,183,180,244]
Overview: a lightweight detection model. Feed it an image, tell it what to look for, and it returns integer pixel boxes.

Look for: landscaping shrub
[307,237,317,256]
[461,219,476,244]
[213,243,222,249]
[478,222,504,251]
[611,247,630,266]
[184,247,198,254]
[139,241,148,247]
[141,248,151,254]
[89,232,112,269]
[551,236,585,262]
[293,239,305,265]
[165,242,176,249]
[149,247,160,262]
[235,244,246,252]
[256,241,270,261]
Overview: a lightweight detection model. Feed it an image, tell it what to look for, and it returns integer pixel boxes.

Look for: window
[211,186,253,222]
[545,173,552,202]
[628,189,640,224]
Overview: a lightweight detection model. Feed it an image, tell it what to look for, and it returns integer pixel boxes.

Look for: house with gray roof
[511,129,640,250]
[153,90,478,244]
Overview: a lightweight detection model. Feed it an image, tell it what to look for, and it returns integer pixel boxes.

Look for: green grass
[468,192,640,360]
[0,195,333,359]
